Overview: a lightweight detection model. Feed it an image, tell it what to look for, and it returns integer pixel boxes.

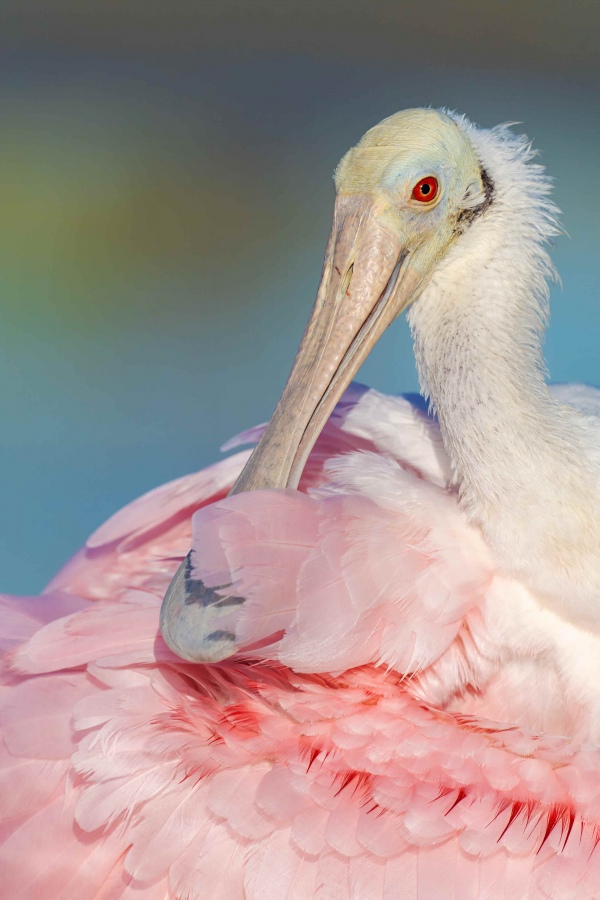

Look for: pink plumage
[2,386,600,899]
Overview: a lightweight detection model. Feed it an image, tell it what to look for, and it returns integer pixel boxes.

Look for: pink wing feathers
[188,453,491,673]
[45,449,253,603]
[5,591,600,899]
[3,387,600,898]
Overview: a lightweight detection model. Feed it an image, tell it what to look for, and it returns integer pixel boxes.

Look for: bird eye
[412,177,439,203]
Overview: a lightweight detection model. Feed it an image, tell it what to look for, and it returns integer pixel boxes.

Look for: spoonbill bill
[2,108,600,899]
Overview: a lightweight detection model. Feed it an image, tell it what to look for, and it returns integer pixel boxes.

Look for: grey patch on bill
[182,554,245,609]
[159,552,242,663]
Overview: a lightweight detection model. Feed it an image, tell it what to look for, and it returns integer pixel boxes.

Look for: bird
[2,106,600,899]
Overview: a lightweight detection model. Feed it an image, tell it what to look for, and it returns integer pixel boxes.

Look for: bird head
[232,108,492,493]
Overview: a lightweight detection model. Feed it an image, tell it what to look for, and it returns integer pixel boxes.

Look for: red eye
[412,176,439,203]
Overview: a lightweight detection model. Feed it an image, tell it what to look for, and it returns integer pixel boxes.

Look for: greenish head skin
[335,109,488,281]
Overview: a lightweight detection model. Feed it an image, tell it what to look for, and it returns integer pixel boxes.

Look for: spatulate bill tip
[159,553,241,663]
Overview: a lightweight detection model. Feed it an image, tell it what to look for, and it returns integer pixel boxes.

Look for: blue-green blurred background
[1,2,599,593]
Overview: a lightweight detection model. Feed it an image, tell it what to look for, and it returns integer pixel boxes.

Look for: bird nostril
[341,264,354,298]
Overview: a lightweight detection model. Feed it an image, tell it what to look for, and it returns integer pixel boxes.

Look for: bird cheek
[405,209,446,250]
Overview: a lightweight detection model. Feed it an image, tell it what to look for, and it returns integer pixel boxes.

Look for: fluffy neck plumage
[407,120,600,627]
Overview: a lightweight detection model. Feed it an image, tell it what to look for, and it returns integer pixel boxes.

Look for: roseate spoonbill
[2,108,600,899]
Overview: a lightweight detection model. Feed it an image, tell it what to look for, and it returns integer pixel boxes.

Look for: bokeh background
[1,2,599,593]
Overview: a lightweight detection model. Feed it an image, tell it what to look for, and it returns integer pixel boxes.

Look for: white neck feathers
[407,118,600,627]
